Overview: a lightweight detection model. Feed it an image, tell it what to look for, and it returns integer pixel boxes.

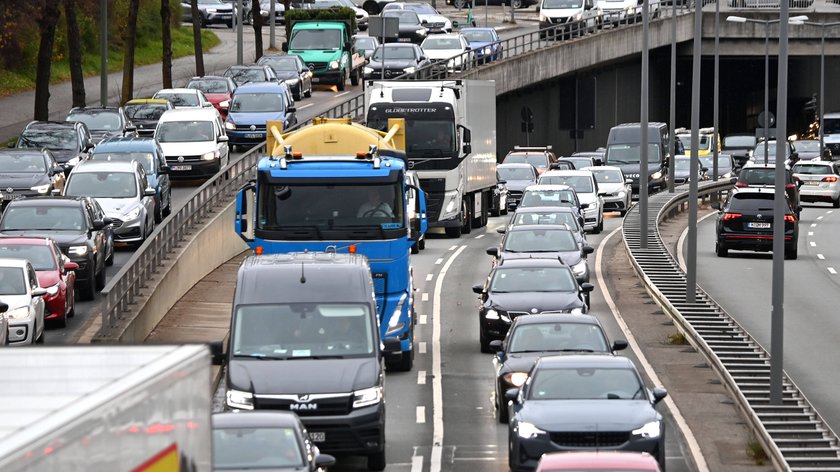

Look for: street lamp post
[685,0,701,304]
[713,0,720,183]
[667,0,676,193]
[801,21,840,159]
[640,0,650,250]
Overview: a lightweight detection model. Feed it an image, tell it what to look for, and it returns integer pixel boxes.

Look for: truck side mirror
[236,181,256,243]
[459,124,472,157]
[209,340,226,366]
[382,337,401,353]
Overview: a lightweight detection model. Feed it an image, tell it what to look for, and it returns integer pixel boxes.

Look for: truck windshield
[367,104,458,169]
[232,303,375,359]
[289,29,341,50]
[605,143,661,165]
[257,182,404,232]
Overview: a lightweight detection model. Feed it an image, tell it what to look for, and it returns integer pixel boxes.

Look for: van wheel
[367,451,386,471]
[337,71,346,91]
[350,68,360,86]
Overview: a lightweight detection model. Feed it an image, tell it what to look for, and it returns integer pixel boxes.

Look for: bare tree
[63,0,85,107]
[34,0,61,120]
[120,0,141,104]
[251,0,263,60]
[190,0,205,76]
[161,0,173,88]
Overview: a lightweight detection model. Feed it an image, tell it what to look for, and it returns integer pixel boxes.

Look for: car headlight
[650,171,663,180]
[6,307,31,320]
[574,13,583,21]
[632,420,661,438]
[364,66,374,75]
[618,190,626,198]
[68,245,88,256]
[30,183,51,194]
[65,156,81,168]
[226,389,254,410]
[516,422,547,439]
[627,5,635,14]
[219,100,230,109]
[483,47,492,55]
[416,28,427,35]
[225,121,236,130]
[123,207,142,220]
[201,151,218,160]
[503,372,529,387]
[485,308,499,320]
[403,66,416,74]
[539,13,547,22]
[572,260,588,277]
[45,283,60,296]
[385,298,406,336]
[206,7,217,12]
[352,386,383,408]
[329,60,339,70]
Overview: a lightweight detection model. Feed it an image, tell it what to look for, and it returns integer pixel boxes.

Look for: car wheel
[68,291,76,318]
[34,322,45,344]
[105,244,114,266]
[226,20,233,28]
[81,275,96,301]
[785,243,798,260]
[304,84,312,98]
[512,0,523,7]
[367,451,386,471]
[154,197,163,224]
[350,67,360,86]
[163,193,172,217]
[54,309,67,329]
[833,197,840,208]
[95,263,106,290]
[715,242,728,258]
[497,396,509,423]
[337,71,346,91]
[418,236,425,250]
[453,0,468,8]
[480,329,492,353]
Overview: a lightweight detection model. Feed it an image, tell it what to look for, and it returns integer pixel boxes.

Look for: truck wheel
[418,236,425,250]
[461,199,472,234]
[350,68,360,86]
[337,71,346,91]
[411,242,419,254]
[368,451,386,471]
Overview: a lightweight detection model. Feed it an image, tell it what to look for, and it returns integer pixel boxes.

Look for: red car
[185,75,237,120]
[0,237,77,327]
[536,451,662,472]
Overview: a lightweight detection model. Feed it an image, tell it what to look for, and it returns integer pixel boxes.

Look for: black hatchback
[713,187,800,260]
[15,120,94,174]
[0,149,66,208]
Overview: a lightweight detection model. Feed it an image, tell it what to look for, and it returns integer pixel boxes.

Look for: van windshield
[606,143,661,165]
[289,29,342,50]
[232,303,374,359]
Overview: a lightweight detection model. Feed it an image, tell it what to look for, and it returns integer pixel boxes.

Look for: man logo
[290,403,318,411]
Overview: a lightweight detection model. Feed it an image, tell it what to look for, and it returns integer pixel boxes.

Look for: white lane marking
[808,231,814,236]
[812,223,818,227]
[297,103,313,110]
[419,314,428,325]
[431,245,468,472]
[676,211,717,271]
[596,227,709,472]
[818,254,826,260]
[416,406,426,423]
[449,245,459,251]
[435,258,444,265]
[418,370,427,385]
[419,341,427,354]
[422,292,429,302]
[818,216,824,220]
[828,210,834,214]
[426,274,434,281]
[411,455,423,472]
[810,241,817,247]
[475,234,485,239]
[335,91,350,98]
[829,267,838,275]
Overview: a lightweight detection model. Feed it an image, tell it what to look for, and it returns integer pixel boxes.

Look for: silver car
[63,160,156,245]
[537,170,604,233]
[0,258,46,345]
[584,165,632,216]
[792,161,840,208]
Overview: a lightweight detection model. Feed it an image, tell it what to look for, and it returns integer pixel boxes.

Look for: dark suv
[713,187,800,260]
[0,196,114,300]
[65,106,136,142]
[736,163,801,214]
[15,121,94,174]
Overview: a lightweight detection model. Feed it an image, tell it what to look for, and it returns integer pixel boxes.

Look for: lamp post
[713,0,719,184]
[801,21,840,159]
[667,0,676,193]
[640,0,650,249]
[685,0,701,304]
[100,0,108,107]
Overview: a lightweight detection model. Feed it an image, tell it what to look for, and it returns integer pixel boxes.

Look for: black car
[472,257,593,353]
[65,106,136,142]
[0,196,114,300]
[722,133,757,169]
[571,150,605,166]
[673,156,708,184]
[506,355,668,472]
[490,313,627,423]
[736,163,801,212]
[212,411,335,471]
[123,99,174,136]
[181,0,234,27]
[0,150,66,209]
[506,206,587,250]
[496,163,539,210]
[382,10,428,44]
[487,224,593,284]
[713,187,800,260]
[364,43,430,80]
[15,120,94,174]
[257,54,313,101]
[223,64,279,86]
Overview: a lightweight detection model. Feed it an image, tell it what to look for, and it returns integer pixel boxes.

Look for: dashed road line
[449,245,459,251]
[810,241,817,247]
[411,455,423,472]
[475,234,485,239]
[335,91,349,98]
[416,406,426,423]
[812,223,818,227]
[818,216,824,220]
[417,370,427,385]
[419,315,428,325]
[829,267,837,275]
[419,341,427,354]
[422,292,429,302]
[808,231,814,236]
[828,210,834,214]
[297,103,313,110]
[818,254,826,260]
[426,274,433,281]
[435,258,444,265]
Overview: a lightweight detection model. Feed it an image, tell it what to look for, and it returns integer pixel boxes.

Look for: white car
[155,108,230,180]
[0,258,46,345]
[538,0,602,37]
[421,33,471,72]
[584,165,632,216]
[538,170,604,233]
[382,2,453,33]
[792,160,840,208]
[597,0,658,21]
[153,88,215,109]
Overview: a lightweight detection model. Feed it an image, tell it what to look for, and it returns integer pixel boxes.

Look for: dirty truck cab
[212,252,388,471]
[604,122,670,195]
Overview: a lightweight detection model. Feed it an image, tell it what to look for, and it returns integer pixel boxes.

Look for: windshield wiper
[233,353,290,360]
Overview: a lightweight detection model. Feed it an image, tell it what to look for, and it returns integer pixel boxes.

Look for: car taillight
[822,176,838,182]
[723,213,743,221]
[735,182,748,187]
[785,183,796,189]
[784,214,797,223]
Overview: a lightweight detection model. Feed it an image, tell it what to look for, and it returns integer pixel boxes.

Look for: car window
[538,175,594,193]
[67,111,122,131]
[157,120,215,143]
[509,322,609,353]
[65,172,139,198]
[521,189,578,207]
[497,167,535,181]
[90,151,156,174]
[512,211,579,230]
[27,265,39,290]
[529,367,643,400]
[503,229,578,252]
[739,168,777,185]
[0,152,48,173]
[727,193,778,211]
[1,206,85,231]
[504,153,547,169]
[792,163,833,175]
[0,244,57,271]
[213,427,305,468]
[490,267,577,293]
[0,267,27,295]
[17,129,79,151]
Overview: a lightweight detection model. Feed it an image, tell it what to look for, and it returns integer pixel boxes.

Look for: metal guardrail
[727,0,816,9]
[623,182,840,472]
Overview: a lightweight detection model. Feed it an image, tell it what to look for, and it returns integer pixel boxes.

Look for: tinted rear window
[740,168,778,185]
[729,193,778,211]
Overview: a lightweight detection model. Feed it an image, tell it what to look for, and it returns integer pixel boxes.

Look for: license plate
[748,222,771,229]
[399,37,411,42]
[170,165,192,171]
[805,180,820,185]
[244,133,262,139]
[312,77,320,83]
[309,432,325,442]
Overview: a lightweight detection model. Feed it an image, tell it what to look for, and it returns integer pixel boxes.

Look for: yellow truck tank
[266,117,406,157]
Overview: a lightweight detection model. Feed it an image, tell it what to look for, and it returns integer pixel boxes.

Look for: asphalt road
[692,199,840,436]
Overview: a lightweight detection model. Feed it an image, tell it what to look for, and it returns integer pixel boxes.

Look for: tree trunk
[34,0,61,121]
[191,0,205,76]
[251,0,263,60]
[120,0,140,105]
[161,0,173,88]
[63,0,85,107]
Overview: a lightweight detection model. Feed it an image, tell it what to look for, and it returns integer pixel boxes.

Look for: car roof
[460,27,495,32]
[538,451,660,469]
[125,98,171,105]
[212,411,300,429]
[228,64,269,70]
[68,106,121,114]
[495,257,571,269]
[189,75,230,81]
[95,137,158,151]
[0,236,52,246]
[156,88,199,94]
[742,162,784,169]
[536,353,634,369]
[511,313,600,327]
[507,224,575,232]
[513,205,576,213]
[0,258,30,269]
[71,160,138,173]
[582,165,622,172]
[541,170,593,177]
[381,42,418,48]
[158,108,218,122]
[234,82,289,93]
[525,184,575,191]
[425,33,464,40]
[498,163,536,169]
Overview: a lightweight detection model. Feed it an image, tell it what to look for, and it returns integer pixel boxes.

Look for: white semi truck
[0,345,213,471]
[365,79,497,237]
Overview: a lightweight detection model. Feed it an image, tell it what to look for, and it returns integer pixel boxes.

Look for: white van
[539,0,602,36]
[597,0,659,22]
[154,108,229,180]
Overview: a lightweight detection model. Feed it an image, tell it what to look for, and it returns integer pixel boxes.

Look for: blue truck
[234,117,426,371]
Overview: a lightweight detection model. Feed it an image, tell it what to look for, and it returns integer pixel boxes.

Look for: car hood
[0,173,50,189]
[203,93,231,104]
[368,58,416,69]
[0,230,87,247]
[159,141,217,156]
[501,250,584,267]
[229,111,288,125]
[228,357,379,394]
[1,294,32,311]
[275,71,301,81]
[519,399,659,431]
[598,182,625,194]
[36,271,60,289]
[488,291,584,313]
[505,180,536,192]
[424,49,463,60]
[419,13,449,24]
[95,197,141,217]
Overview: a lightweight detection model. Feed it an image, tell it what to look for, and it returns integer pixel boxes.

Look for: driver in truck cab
[358,188,394,218]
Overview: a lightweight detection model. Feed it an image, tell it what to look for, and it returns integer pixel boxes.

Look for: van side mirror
[209,341,226,365]
[486,247,499,257]
[612,339,628,351]
[281,41,289,52]
[472,284,484,294]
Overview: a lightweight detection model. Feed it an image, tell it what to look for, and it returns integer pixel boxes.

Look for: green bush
[284,7,357,39]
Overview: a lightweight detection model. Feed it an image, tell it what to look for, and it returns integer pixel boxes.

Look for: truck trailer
[0,345,213,472]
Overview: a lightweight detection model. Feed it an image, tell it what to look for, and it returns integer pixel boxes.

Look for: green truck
[283,20,365,91]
